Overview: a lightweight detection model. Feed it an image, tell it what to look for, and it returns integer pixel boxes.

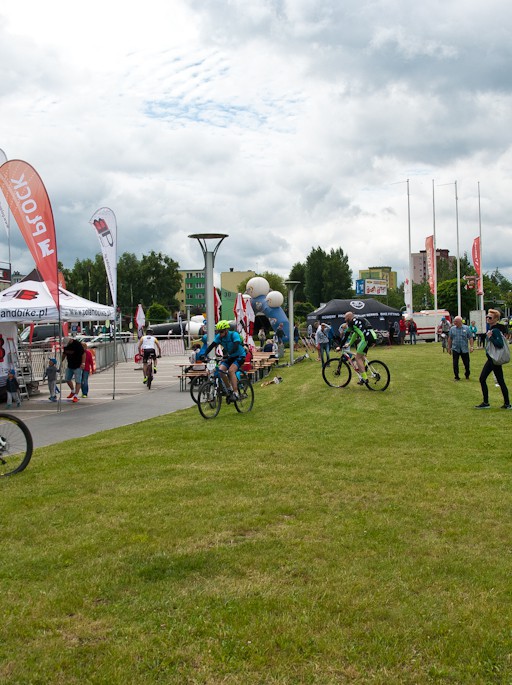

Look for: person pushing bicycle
[201,320,246,400]
[339,311,378,385]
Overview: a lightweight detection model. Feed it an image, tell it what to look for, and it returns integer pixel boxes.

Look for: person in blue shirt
[202,320,246,399]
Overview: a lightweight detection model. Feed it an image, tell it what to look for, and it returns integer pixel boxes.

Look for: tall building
[411,249,455,284]
[358,266,397,290]
[177,269,206,312]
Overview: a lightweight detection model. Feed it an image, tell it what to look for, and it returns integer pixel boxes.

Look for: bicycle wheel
[147,363,153,390]
[189,376,203,404]
[365,360,390,391]
[197,380,222,419]
[0,414,33,477]
[322,357,352,388]
[234,378,254,413]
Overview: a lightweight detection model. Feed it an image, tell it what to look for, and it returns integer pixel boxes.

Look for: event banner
[90,207,117,305]
[425,235,435,295]
[0,159,59,308]
[472,236,483,296]
[0,149,8,238]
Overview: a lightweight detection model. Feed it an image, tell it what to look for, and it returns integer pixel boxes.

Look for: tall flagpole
[477,181,484,311]
[407,178,413,316]
[432,179,438,340]
[455,180,461,317]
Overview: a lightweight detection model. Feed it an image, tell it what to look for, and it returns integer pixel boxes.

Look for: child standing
[6,369,21,409]
[43,357,59,402]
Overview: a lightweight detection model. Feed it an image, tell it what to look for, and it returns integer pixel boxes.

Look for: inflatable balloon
[245,276,270,298]
[266,291,284,308]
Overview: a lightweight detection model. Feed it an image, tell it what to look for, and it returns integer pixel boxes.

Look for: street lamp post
[285,280,300,365]
[188,234,228,345]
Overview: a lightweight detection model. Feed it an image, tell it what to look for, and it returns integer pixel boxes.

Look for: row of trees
[60,245,512,326]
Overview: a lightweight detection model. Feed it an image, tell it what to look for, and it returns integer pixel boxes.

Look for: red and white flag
[425,235,435,295]
[213,288,222,323]
[90,207,117,305]
[135,303,145,338]
[0,149,9,238]
[234,293,246,339]
[0,160,59,307]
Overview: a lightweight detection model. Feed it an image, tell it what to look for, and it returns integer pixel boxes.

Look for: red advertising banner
[472,236,483,295]
[0,160,59,308]
[425,235,435,295]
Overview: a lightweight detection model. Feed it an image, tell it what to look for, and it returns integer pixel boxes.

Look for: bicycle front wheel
[197,380,222,419]
[234,378,254,413]
[189,375,203,404]
[322,357,352,388]
[365,360,390,391]
[0,414,33,477]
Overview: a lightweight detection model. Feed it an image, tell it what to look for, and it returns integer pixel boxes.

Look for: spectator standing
[469,320,478,346]
[315,322,330,364]
[408,319,418,345]
[438,317,451,352]
[398,317,407,344]
[447,316,474,381]
[258,328,266,348]
[81,343,95,398]
[6,369,21,408]
[388,321,395,345]
[43,357,59,402]
[62,336,86,403]
[475,309,511,409]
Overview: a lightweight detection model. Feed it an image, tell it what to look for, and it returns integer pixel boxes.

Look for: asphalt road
[10,354,196,448]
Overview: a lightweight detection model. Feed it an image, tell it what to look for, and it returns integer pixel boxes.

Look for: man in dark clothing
[62,337,86,403]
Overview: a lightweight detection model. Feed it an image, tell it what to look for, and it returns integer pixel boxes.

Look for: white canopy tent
[0,270,114,322]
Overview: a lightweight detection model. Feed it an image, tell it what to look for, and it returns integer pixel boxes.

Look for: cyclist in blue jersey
[202,320,247,399]
[339,311,377,385]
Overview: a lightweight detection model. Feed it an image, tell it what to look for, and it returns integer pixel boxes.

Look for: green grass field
[1,343,511,684]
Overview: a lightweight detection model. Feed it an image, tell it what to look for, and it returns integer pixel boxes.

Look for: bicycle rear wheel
[365,360,390,391]
[0,414,33,477]
[147,365,153,390]
[197,380,222,419]
[234,378,254,413]
[322,357,352,388]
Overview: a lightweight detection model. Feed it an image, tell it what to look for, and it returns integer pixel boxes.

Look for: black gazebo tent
[307,298,401,333]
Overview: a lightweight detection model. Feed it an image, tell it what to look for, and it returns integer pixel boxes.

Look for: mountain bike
[0,413,34,477]
[197,360,254,419]
[144,352,160,390]
[322,348,390,391]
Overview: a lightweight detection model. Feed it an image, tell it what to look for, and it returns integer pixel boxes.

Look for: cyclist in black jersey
[339,311,377,384]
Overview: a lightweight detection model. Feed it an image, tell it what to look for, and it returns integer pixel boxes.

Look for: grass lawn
[1,343,511,684]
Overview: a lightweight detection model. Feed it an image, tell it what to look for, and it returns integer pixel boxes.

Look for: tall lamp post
[285,280,300,365]
[189,233,228,345]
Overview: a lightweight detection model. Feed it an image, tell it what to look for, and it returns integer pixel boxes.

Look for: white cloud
[1,0,512,291]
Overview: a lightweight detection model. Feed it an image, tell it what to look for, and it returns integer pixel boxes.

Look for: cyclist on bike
[138,329,162,383]
[201,320,246,399]
[339,311,377,385]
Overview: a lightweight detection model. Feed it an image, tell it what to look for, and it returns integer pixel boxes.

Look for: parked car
[19,324,67,344]
[89,332,133,347]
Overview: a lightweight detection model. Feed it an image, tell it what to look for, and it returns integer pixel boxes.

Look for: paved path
[11,355,196,448]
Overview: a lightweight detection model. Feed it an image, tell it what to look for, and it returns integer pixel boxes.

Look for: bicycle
[144,352,160,390]
[197,360,254,419]
[0,413,34,477]
[322,348,390,391]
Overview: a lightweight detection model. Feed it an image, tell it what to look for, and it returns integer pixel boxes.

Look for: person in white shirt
[138,330,162,383]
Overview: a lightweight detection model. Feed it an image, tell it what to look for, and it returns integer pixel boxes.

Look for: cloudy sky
[1,0,511,287]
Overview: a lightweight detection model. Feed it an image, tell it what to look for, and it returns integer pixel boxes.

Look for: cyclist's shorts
[356,339,370,355]
[143,349,157,362]
[220,356,246,370]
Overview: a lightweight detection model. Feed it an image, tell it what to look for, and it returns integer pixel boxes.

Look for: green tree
[304,247,327,307]
[322,248,352,300]
[139,251,181,312]
[146,302,171,324]
[437,279,475,318]
[294,301,315,319]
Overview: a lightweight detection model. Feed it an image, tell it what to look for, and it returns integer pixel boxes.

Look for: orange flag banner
[0,160,59,308]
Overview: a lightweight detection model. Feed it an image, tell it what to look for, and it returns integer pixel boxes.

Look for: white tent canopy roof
[0,270,115,322]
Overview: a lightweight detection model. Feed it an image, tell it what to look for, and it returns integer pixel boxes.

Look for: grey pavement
[11,355,196,448]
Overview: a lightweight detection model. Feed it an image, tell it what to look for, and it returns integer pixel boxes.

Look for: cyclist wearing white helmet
[202,320,246,399]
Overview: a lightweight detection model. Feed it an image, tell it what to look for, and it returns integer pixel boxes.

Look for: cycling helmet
[215,320,230,331]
